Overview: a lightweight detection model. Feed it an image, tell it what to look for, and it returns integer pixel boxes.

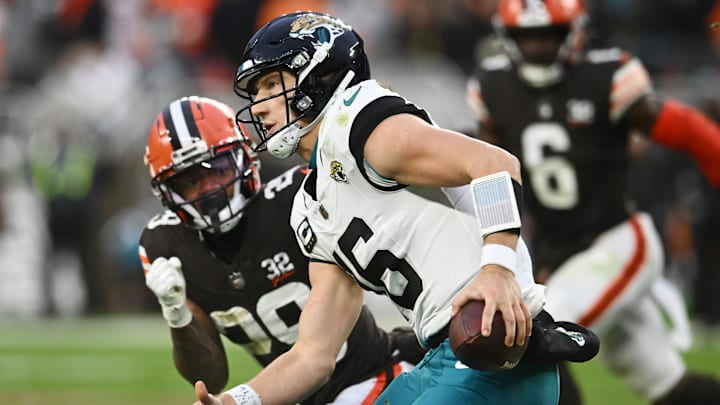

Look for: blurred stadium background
[1,0,719,404]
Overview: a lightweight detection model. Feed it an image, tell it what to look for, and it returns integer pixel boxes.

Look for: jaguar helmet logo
[289,14,348,47]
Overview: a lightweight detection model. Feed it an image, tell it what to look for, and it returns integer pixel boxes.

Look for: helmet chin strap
[499,33,564,88]
[207,207,222,233]
[267,70,357,159]
[267,123,303,158]
[518,63,563,87]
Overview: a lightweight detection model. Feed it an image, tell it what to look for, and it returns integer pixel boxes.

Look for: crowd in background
[0,0,718,327]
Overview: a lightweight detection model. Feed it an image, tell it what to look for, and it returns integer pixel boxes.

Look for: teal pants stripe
[374,339,560,405]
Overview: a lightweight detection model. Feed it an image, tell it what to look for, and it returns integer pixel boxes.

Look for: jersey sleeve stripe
[309,258,336,265]
[349,96,431,191]
[138,245,151,274]
[465,77,489,122]
[609,58,652,123]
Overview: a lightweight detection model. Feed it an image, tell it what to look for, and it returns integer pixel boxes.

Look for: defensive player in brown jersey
[138,96,425,404]
[466,1,720,405]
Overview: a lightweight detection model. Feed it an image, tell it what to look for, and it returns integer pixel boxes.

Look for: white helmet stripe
[169,98,196,149]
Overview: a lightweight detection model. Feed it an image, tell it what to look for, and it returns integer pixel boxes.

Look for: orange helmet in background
[496,0,584,27]
[144,96,260,233]
[493,0,587,87]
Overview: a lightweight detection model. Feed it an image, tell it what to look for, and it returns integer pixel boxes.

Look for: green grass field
[1,315,719,404]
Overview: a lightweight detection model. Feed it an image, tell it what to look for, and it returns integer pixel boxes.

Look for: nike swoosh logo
[556,327,586,347]
[454,361,469,369]
[343,87,361,106]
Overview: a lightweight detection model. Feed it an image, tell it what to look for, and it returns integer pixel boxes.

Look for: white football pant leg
[543,213,664,335]
[543,212,687,400]
[599,295,686,400]
[651,276,692,351]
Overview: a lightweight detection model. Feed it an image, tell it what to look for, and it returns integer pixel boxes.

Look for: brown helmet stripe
[163,97,202,150]
[161,103,181,150]
[179,97,202,142]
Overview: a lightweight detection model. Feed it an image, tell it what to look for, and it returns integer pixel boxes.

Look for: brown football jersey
[139,165,393,404]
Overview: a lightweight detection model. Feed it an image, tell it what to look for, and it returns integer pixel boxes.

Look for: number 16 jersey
[290,80,544,344]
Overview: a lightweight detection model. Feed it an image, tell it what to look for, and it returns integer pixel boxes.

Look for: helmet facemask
[235,47,357,159]
[235,58,315,159]
[145,96,262,234]
[153,147,260,234]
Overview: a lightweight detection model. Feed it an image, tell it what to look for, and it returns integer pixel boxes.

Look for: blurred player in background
[466,0,720,404]
[195,11,599,405]
[138,96,426,404]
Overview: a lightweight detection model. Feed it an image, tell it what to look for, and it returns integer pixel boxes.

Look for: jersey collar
[308,138,319,170]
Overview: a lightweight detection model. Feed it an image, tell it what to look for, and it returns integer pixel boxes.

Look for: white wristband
[470,171,522,237]
[161,302,192,328]
[480,244,517,275]
[226,384,262,405]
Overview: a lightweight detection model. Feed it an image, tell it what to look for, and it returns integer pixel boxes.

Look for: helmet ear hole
[292,93,314,113]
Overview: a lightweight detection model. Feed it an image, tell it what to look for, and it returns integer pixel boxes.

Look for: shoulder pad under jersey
[480,53,512,71]
[585,47,627,64]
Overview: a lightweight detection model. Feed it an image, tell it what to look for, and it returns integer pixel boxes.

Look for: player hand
[145,256,191,328]
[146,256,186,307]
[193,380,224,405]
[451,264,531,347]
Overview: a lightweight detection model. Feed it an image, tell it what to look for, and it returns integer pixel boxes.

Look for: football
[449,300,528,371]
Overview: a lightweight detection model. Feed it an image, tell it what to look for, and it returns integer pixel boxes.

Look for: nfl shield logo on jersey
[228,271,246,290]
[566,98,595,125]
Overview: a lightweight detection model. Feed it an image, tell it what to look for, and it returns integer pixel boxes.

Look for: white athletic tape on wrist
[480,244,517,275]
[470,171,522,237]
[226,384,262,405]
[162,302,192,328]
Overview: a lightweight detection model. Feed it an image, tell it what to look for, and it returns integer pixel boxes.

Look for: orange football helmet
[144,96,261,233]
[494,0,587,87]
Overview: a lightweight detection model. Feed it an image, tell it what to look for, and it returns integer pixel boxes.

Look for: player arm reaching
[145,256,229,393]
[171,300,229,393]
[194,261,366,405]
[623,95,720,188]
[364,113,531,347]
[593,53,720,188]
[470,56,720,190]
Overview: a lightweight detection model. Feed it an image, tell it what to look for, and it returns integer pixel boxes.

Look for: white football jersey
[290,80,543,343]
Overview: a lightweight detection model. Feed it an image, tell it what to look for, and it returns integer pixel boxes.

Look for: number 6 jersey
[468,49,653,272]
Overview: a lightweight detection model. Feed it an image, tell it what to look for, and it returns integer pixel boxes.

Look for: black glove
[523,310,600,364]
[388,326,428,365]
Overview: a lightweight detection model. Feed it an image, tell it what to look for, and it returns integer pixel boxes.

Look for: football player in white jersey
[194,11,597,405]
[465,1,720,404]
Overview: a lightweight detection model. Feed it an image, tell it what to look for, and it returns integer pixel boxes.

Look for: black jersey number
[521,122,579,209]
[336,217,422,311]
